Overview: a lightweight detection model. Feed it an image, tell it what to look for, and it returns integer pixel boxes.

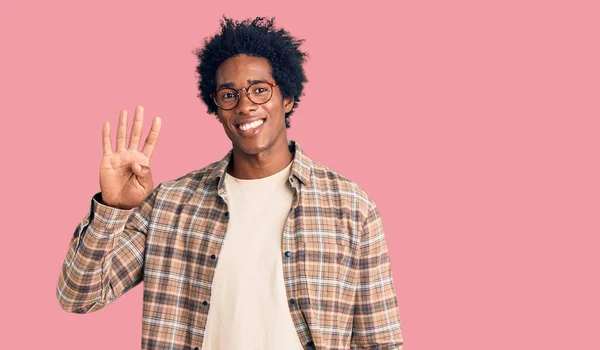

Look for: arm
[351,206,404,349]
[56,189,157,313]
[56,106,162,313]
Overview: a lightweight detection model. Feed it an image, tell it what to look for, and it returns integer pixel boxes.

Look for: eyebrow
[217,79,268,90]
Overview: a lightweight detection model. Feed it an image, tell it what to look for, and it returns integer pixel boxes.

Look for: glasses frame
[210,81,278,111]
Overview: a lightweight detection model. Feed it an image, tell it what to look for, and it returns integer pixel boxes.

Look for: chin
[234,138,270,155]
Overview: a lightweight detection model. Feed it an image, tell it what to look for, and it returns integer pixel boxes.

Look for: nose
[235,88,257,114]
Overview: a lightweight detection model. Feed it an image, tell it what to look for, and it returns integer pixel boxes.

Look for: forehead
[215,54,273,85]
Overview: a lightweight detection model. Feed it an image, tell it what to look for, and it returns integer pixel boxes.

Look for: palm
[100,106,162,209]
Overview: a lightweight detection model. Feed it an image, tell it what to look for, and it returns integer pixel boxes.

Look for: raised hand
[100,106,162,209]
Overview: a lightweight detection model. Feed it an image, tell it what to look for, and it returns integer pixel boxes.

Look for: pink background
[1,0,598,349]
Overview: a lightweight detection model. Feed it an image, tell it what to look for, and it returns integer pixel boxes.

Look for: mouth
[235,118,266,137]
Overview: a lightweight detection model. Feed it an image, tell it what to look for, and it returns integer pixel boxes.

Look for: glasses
[210,81,277,110]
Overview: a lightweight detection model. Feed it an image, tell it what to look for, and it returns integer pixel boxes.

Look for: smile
[238,119,264,131]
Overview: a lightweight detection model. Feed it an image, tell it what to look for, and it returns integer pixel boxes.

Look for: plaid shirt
[57,140,404,350]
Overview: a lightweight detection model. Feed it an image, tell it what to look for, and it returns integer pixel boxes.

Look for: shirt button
[194,347,200,350]
[306,340,314,348]
[289,298,296,305]
[202,300,208,306]
[224,211,229,218]
[211,254,216,260]
[285,251,291,257]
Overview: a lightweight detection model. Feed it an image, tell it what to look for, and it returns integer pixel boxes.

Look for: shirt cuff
[90,192,135,231]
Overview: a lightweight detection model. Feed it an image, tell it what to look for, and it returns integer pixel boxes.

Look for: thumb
[131,162,145,176]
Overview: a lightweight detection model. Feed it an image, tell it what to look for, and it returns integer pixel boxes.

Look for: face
[214,54,294,156]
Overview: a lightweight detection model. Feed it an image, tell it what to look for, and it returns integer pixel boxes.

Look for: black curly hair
[194,16,308,128]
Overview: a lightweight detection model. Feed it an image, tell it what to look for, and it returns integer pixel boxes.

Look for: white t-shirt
[202,160,304,350]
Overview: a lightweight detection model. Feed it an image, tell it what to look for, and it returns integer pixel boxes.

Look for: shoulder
[308,160,377,221]
[152,161,222,203]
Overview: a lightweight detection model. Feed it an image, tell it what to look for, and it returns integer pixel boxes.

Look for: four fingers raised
[103,106,161,158]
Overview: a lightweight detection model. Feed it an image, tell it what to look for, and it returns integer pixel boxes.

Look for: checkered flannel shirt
[57,140,404,349]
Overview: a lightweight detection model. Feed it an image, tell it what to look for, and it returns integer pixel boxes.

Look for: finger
[136,155,150,167]
[102,122,113,156]
[128,105,144,150]
[116,109,128,151]
[132,162,151,178]
[142,116,162,158]
[131,162,142,174]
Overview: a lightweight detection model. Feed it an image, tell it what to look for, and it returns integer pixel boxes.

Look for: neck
[227,139,293,180]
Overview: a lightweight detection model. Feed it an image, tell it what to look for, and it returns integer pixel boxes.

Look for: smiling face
[215,54,294,156]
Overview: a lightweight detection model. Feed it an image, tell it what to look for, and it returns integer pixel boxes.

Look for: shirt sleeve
[351,205,404,349]
[56,188,159,313]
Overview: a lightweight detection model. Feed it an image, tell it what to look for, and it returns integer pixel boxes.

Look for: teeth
[239,119,264,131]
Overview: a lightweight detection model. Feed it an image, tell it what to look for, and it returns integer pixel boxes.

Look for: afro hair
[194,16,308,128]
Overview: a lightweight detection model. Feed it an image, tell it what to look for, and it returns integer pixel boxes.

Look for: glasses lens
[247,82,273,104]
[215,88,238,109]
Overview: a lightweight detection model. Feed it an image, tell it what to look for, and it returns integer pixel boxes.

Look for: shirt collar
[207,140,312,190]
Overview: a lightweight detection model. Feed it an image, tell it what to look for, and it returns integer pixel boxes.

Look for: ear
[283,97,294,114]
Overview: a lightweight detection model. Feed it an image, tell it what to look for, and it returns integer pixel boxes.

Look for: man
[57,17,404,349]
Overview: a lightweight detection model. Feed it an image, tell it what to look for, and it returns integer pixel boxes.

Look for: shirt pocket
[299,234,355,303]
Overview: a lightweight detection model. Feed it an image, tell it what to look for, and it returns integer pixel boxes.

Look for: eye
[253,87,268,94]
[221,92,236,100]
